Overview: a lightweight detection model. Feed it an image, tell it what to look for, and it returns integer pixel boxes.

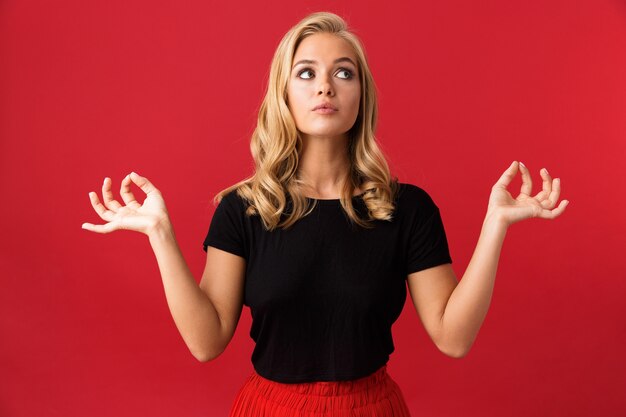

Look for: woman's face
[286,33,361,141]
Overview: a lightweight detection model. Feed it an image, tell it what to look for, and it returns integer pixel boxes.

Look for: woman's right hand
[82,172,170,235]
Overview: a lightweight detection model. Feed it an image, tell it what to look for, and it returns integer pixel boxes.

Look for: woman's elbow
[195,351,219,363]
[192,344,226,363]
[438,342,471,359]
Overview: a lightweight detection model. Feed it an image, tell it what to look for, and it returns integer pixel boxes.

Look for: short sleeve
[405,188,453,276]
[202,192,247,259]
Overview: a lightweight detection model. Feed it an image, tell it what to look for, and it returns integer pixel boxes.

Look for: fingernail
[543,168,549,174]
[519,161,525,168]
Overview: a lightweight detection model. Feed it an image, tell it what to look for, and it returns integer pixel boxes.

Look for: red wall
[1,1,624,416]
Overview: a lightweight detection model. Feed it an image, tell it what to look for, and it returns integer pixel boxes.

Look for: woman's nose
[317,75,334,96]
[317,84,334,96]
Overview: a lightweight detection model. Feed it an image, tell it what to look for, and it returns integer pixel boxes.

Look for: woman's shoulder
[215,187,249,213]
[395,182,439,215]
[396,182,434,201]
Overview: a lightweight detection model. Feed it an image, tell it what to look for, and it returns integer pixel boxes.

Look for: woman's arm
[408,161,569,357]
[83,173,244,362]
[409,213,506,358]
[148,222,241,362]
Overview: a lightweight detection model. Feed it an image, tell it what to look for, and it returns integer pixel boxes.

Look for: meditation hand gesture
[82,172,170,235]
[487,161,570,227]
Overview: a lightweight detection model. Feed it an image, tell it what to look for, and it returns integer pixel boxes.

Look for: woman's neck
[297,135,354,198]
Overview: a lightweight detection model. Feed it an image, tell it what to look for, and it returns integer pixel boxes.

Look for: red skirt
[227,365,412,417]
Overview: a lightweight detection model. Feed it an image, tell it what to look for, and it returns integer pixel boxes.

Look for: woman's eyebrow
[292,57,357,69]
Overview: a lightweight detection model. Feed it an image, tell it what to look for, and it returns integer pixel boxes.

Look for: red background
[1,1,624,416]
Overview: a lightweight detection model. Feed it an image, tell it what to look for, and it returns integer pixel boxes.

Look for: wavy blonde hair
[213,11,399,231]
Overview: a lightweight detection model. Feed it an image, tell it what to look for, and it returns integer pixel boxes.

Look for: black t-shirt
[202,182,452,383]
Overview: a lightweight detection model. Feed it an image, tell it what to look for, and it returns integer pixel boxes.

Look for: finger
[493,161,519,189]
[120,174,141,207]
[534,167,553,207]
[537,199,569,220]
[546,177,562,208]
[129,172,160,195]
[101,177,123,211]
[517,161,533,197]
[81,221,118,234]
[88,191,116,222]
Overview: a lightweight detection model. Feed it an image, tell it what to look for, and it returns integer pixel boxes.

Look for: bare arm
[82,172,245,362]
[408,161,569,358]
[407,215,505,359]
[148,222,244,362]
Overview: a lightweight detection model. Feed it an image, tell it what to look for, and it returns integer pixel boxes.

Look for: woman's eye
[298,69,314,79]
[337,69,353,79]
[296,68,354,80]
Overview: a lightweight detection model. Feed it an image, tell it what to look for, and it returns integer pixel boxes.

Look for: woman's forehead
[293,33,357,64]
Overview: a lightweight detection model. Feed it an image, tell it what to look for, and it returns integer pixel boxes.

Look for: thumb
[493,161,519,189]
[129,172,159,195]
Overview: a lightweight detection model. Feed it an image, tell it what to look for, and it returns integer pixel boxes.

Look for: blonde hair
[213,11,399,230]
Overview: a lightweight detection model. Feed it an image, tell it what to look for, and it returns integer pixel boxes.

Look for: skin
[408,162,569,357]
[286,32,362,198]
[82,33,570,361]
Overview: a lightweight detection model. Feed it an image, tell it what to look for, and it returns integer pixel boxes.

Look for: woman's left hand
[487,161,569,227]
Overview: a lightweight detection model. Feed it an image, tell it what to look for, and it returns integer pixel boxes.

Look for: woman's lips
[313,108,338,114]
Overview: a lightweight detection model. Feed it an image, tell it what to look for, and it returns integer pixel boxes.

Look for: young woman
[82,11,569,417]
